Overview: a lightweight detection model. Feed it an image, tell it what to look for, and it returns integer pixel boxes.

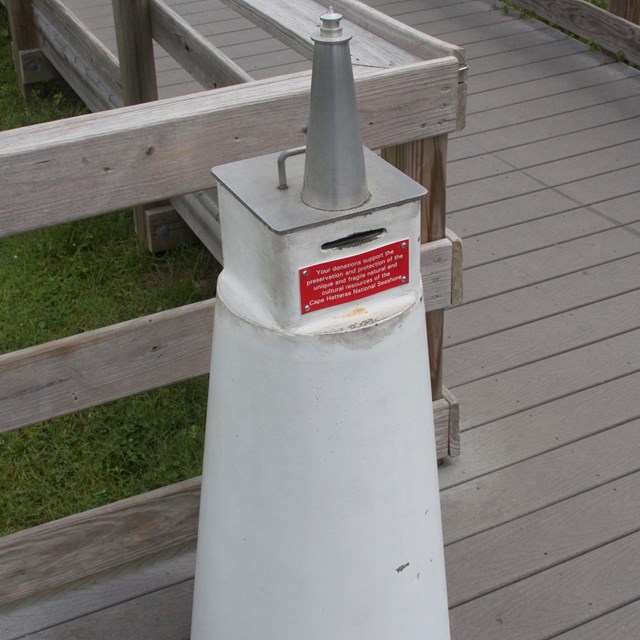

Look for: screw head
[304,304,310,312]
[302,270,308,277]
[401,276,407,283]
[401,242,407,249]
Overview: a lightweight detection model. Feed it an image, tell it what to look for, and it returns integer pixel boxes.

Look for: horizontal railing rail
[0,57,459,237]
[0,233,461,434]
[150,0,252,89]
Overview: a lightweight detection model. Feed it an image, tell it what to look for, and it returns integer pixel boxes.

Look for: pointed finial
[319,7,344,39]
[301,10,369,211]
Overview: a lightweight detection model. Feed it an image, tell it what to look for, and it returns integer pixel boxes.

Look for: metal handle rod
[277,146,306,190]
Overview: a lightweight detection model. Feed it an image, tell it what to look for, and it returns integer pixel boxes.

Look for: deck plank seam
[465,65,639,115]
[462,25,567,57]
[549,595,640,639]
[445,282,640,349]
[466,38,598,73]
[448,174,640,215]
[453,194,640,243]
[465,55,633,97]
[448,521,640,608]
[385,6,500,27]
[440,409,640,490]
[447,528,640,629]
[459,217,640,273]
[424,15,549,43]
[456,108,640,154]
[447,134,640,192]
[466,59,629,101]
[453,364,640,433]
[443,461,640,547]
[446,322,640,389]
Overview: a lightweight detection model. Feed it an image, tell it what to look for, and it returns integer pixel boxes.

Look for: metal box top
[212,146,427,235]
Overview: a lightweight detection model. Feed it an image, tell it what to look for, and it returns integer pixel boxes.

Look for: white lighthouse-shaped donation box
[190,9,451,640]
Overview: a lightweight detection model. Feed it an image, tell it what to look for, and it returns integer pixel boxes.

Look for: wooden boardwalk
[3,0,640,638]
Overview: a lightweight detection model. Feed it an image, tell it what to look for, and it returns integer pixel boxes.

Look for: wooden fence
[1,0,466,608]
[509,0,640,65]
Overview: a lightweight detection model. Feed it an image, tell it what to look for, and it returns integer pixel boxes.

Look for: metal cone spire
[301,8,370,211]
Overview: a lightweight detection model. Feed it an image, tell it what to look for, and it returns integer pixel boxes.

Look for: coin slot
[321,228,386,250]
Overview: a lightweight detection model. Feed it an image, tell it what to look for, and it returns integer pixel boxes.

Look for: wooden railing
[509,0,640,65]
[1,0,466,608]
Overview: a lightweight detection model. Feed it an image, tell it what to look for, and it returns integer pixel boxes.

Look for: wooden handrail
[0,57,460,237]
[0,237,459,433]
[150,0,252,89]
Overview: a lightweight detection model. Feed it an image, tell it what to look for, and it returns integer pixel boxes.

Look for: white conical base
[190,295,450,640]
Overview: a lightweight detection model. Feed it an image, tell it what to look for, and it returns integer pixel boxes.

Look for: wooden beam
[0,57,459,238]
[112,0,160,249]
[510,0,640,66]
[0,396,452,606]
[15,47,57,84]
[6,0,38,76]
[221,0,467,129]
[0,300,214,433]
[6,0,56,90]
[384,136,449,400]
[0,239,453,434]
[112,0,157,105]
[170,190,223,264]
[330,0,465,65]
[143,201,199,252]
[447,227,464,306]
[33,4,122,111]
[0,478,202,607]
[32,0,121,94]
[222,0,418,66]
[150,0,252,89]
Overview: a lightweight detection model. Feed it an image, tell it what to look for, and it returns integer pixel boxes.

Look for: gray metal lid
[212,147,426,235]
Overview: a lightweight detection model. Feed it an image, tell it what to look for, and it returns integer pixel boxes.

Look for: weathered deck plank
[455,76,640,138]
[553,599,640,639]
[450,530,640,640]
[453,329,640,429]
[444,252,640,345]
[446,289,640,387]
[441,419,640,544]
[460,223,640,302]
[446,470,640,606]
[439,371,640,488]
[457,195,639,268]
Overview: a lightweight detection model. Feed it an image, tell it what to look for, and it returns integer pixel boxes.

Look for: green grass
[0,8,216,536]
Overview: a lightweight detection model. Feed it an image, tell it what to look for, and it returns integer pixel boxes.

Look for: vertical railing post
[608,0,639,23]
[7,0,57,96]
[7,0,37,71]
[112,0,159,250]
[383,134,448,402]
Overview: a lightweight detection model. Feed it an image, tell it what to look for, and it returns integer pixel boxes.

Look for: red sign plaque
[299,239,410,314]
